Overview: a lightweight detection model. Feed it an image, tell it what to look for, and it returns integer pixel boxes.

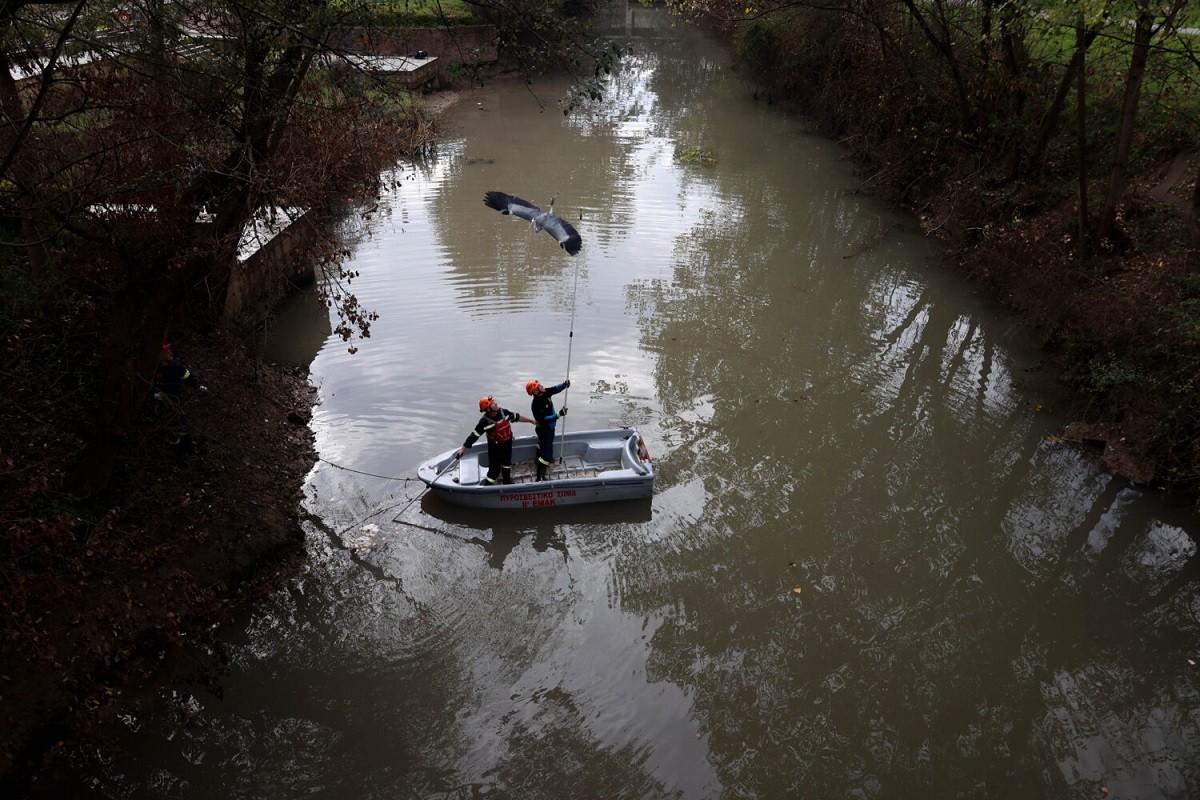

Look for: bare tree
[0,0,88,280]
[1028,20,1099,176]
[1,0,623,493]
[1095,0,1187,245]
[1,0,426,492]
[898,0,975,133]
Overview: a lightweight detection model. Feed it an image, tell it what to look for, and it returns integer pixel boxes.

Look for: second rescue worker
[526,378,570,482]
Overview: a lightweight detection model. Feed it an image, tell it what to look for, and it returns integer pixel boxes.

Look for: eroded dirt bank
[2,335,318,795]
[2,82,471,800]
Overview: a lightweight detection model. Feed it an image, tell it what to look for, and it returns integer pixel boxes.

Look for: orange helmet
[478,395,494,412]
[525,380,542,395]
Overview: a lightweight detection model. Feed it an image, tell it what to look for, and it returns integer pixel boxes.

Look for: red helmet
[162,343,172,353]
[525,380,542,395]
[478,395,494,412]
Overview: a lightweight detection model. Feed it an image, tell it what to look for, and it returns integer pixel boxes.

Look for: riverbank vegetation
[2,0,433,490]
[338,0,479,25]
[0,0,621,790]
[0,0,436,789]
[668,0,1200,496]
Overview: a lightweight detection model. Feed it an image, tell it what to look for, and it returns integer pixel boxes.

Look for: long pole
[558,253,580,462]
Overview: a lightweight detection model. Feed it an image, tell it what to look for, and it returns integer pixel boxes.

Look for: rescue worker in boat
[455,395,535,485]
[526,378,570,481]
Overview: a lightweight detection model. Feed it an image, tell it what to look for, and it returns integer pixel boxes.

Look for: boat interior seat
[457,458,481,485]
[584,440,627,466]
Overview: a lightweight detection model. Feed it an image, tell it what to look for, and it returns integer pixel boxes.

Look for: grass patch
[334,0,479,27]
[676,143,717,165]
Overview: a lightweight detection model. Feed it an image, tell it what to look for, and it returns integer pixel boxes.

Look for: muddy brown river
[54,5,1200,799]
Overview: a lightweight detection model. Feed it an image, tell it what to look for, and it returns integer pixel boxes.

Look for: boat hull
[417,428,654,510]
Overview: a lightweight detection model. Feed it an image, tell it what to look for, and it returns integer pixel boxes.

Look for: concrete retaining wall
[330,24,498,65]
[224,212,320,321]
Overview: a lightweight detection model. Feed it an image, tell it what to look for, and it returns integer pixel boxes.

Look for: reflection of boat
[417,428,654,509]
[418,491,653,527]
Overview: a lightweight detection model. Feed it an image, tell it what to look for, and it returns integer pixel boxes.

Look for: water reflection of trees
[414,6,1198,793]
[423,13,737,311]
[626,193,1200,794]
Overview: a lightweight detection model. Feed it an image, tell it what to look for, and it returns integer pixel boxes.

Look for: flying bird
[484,191,582,256]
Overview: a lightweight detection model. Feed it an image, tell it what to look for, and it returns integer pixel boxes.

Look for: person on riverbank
[149,342,208,455]
[526,378,569,481]
[455,395,534,485]
[152,343,207,408]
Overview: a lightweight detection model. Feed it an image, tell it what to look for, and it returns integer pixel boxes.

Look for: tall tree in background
[1027,5,1102,177]
[1095,0,1186,245]
[1178,23,1200,251]
[897,0,976,133]
[0,0,88,281]
[1,0,420,492]
[1,0,620,494]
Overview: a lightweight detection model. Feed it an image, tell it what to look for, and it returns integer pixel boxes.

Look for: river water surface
[68,6,1200,799]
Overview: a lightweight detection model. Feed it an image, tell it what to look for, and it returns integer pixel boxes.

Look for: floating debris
[347,523,380,551]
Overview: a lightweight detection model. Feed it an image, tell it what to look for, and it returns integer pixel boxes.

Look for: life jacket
[486,414,513,444]
[480,412,513,443]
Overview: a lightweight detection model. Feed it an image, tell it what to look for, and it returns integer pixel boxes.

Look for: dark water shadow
[408,494,653,570]
[418,493,654,529]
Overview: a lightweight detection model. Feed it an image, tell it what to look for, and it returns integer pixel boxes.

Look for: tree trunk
[0,0,87,282]
[1096,11,1154,245]
[72,15,328,492]
[1030,26,1097,175]
[1094,0,1188,243]
[998,2,1027,179]
[1191,165,1200,256]
[900,0,975,133]
[979,0,993,69]
[1076,21,1089,260]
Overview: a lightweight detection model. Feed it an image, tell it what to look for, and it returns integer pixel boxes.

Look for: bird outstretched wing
[484,190,582,256]
[539,213,582,256]
[484,191,539,221]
